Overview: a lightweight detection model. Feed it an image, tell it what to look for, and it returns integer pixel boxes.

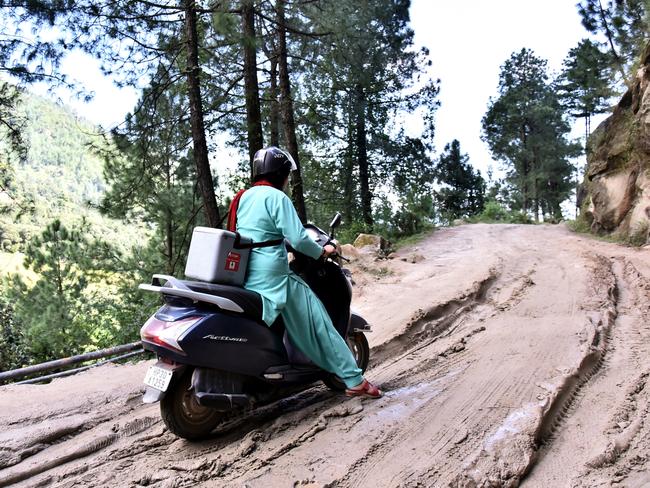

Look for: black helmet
[252,146,297,179]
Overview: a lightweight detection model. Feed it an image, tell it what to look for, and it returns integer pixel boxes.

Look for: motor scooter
[139,214,371,440]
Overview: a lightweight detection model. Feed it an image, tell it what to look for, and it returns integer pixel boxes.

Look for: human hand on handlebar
[322,244,337,257]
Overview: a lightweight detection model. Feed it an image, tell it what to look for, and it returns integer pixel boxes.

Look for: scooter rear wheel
[323,332,370,391]
[160,369,225,440]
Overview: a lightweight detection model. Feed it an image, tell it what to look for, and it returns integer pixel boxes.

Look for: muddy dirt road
[1,224,649,487]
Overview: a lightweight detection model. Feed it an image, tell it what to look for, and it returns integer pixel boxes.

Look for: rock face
[584,44,650,243]
[352,233,389,252]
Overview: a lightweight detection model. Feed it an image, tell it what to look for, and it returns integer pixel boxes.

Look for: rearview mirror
[329,212,342,239]
[329,212,342,230]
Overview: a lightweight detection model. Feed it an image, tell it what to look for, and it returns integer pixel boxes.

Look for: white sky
[32,50,139,130]
[33,1,603,182]
[410,0,598,179]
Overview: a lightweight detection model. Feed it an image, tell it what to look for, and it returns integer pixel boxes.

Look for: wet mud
[1,224,649,487]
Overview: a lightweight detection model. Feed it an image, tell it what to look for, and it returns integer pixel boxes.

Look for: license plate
[144,365,174,392]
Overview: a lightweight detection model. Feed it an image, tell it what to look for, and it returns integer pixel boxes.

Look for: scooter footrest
[262,365,322,383]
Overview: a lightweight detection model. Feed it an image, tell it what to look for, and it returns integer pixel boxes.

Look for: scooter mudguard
[142,361,187,403]
[178,313,288,377]
[143,386,165,404]
[350,312,372,332]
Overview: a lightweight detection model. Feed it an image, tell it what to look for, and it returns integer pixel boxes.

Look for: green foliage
[558,39,614,161]
[0,93,123,251]
[558,40,614,121]
[0,294,28,371]
[577,0,649,83]
[566,216,593,234]
[100,77,205,276]
[434,140,486,224]
[477,200,510,222]
[625,221,649,246]
[5,219,125,362]
[482,49,581,221]
[390,226,436,251]
[567,216,649,247]
[469,200,534,224]
[284,0,439,231]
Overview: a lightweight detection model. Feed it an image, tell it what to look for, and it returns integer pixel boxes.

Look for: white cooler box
[184,227,252,286]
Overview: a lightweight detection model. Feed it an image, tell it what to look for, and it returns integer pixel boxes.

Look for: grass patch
[566,217,591,234]
[566,217,649,248]
[624,221,649,247]
[390,226,436,251]
[467,201,535,224]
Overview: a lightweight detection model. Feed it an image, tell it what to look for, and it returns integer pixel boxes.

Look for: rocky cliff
[584,43,650,244]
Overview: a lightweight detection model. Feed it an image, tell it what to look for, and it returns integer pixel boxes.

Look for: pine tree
[434,140,486,223]
[482,49,580,220]
[287,0,439,231]
[577,0,649,84]
[100,74,202,277]
[7,220,116,361]
[558,39,614,141]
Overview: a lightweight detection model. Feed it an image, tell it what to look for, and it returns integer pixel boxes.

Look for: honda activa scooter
[138,214,371,440]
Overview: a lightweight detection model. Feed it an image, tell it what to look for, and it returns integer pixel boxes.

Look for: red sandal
[345,379,383,399]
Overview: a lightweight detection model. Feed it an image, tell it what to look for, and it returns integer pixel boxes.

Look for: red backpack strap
[227,189,246,231]
[226,180,274,231]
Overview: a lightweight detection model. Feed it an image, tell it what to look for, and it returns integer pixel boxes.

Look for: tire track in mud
[0,414,161,487]
[323,268,543,488]
[240,261,542,487]
[535,261,617,446]
[525,256,650,487]
[448,254,618,487]
[207,277,502,487]
[201,269,509,488]
[369,269,498,369]
[6,225,631,488]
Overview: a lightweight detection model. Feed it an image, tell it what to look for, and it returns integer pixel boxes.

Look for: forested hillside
[1,95,128,250]
[0,94,154,371]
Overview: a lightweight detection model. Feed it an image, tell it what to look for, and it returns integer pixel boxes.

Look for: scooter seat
[180,280,263,321]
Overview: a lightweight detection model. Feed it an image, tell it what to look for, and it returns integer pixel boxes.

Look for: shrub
[625,220,649,247]
[479,201,510,222]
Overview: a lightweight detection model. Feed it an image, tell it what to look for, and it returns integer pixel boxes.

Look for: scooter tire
[160,369,225,440]
[323,332,370,392]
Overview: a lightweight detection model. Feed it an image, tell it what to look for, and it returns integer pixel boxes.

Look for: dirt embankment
[1,224,650,487]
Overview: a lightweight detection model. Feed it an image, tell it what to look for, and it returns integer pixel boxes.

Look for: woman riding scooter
[229,146,382,398]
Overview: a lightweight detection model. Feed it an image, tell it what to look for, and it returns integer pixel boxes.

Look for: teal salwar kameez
[236,185,363,388]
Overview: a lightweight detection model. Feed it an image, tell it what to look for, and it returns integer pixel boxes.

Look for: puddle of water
[373,367,465,423]
[483,401,544,451]
[377,382,443,422]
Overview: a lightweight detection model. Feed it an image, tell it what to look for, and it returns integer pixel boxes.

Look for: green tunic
[237,185,363,388]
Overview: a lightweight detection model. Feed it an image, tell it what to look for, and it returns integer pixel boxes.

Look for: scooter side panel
[292,259,352,338]
[178,314,288,377]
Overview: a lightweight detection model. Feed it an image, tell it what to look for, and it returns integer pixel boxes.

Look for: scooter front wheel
[160,369,226,440]
[323,332,370,391]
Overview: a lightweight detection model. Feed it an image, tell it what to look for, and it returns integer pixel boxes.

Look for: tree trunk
[277,0,307,222]
[269,55,280,147]
[165,163,174,275]
[597,0,628,83]
[182,0,220,227]
[520,125,529,215]
[355,83,373,230]
[534,178,539,222]
[343,115,356,224]
[241,0,264,178]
